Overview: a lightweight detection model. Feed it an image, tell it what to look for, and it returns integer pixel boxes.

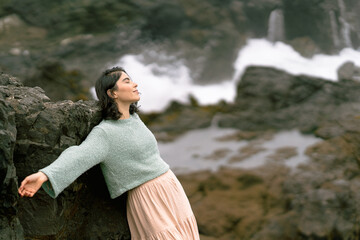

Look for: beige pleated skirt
[126,170,200,240]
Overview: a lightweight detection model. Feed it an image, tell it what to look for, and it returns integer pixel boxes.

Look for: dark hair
[95,66,139,120]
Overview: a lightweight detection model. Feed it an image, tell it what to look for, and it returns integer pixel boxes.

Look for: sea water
[157,126,322,174]
[92,38,360,113]
[92,38,346,172]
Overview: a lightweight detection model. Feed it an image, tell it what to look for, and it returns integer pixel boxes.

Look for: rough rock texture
[179,114,360,239]
[338,61,360,82]
[144,100,222,135]
[0,74,23,240]
[218,66,360,133]
[0,73,130,239]
[22,60,91,102]
[146,66,360,137]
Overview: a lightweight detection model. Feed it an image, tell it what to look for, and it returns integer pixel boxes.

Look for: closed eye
[122,77,131,83]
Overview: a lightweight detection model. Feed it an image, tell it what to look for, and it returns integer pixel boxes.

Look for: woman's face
[109,72,140,104]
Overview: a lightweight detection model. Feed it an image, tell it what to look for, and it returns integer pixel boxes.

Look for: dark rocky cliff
[0,74,130,239]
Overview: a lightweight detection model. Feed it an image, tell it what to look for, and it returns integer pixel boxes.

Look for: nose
[133,82,138,88]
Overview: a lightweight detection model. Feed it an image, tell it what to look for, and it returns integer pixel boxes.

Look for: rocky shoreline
[1,65,360,239]
[1,0,360,239]
[178,117,360,239]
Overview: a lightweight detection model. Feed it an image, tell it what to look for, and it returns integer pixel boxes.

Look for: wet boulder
[337,61,360,82]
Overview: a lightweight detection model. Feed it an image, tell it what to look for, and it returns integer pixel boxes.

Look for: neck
[116,102,131,119]
[120,112,130,120]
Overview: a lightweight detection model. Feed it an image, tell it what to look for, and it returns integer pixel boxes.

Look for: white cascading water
[267,9,285,43]
[114,53,235,112]
[231,39,360,83]
[90,1,360,172]
[341,20,353,48]
[338,0,353,48]
[329,10,341,49]
[90,38,360,173]
[90,39,360,113]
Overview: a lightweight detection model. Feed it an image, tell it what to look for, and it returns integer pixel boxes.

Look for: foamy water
[114,54,235,111]
[233,39,360,81]
[91,38,360,112]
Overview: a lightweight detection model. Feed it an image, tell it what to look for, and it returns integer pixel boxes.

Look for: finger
[23,190,32,197]
[28,190,35,197]
[19,188,26,197]
[18,185,25,192]
[18,187,23,195]
[21,188,29,197]
[19,178,29,189]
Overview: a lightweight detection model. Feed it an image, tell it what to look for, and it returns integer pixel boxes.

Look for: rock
[283,0,334,53]
[178,166,290,239]
[266,146,297,162]
[145,65,360,138]
[178,114,360,239]
[0,13,47,42]
[23,60,91,102]
[145,99,219,135]
[0,14,25,33]
[0,74,24,240]
[2,58,360,239]
[0,73,130,239]
[315,114,360,140]
[337,61,360,82]
[229,145,266,163]
[286,36,321,58]
[2,0,140,35]
[280,131,360,238]
[217,66,360,133]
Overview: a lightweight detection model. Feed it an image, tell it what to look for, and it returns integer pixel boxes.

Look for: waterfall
[329,11,341,49]
[340,19,353,48]
[267,9,285,42]
[337,0,353,48]
[338,0,346,17]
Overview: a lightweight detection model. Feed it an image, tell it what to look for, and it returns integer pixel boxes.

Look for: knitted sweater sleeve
[39,126,109,198]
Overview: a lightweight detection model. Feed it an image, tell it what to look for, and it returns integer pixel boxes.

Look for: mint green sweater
[39,113,169,199]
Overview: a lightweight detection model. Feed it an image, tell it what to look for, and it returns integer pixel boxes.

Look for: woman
[18,67,200,240]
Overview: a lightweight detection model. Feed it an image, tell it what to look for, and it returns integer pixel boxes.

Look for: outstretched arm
[18,172,49,197]
[20,126,109,199]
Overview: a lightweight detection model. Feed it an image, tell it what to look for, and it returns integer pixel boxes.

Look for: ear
[107,89,114,99]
